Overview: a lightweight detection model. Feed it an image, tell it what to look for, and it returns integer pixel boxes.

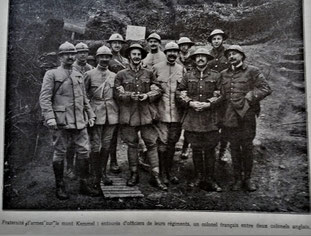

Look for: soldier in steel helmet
[176,36,195,72]
[220,45,272,191]
[176,48,223,192]
[152,41,185,186]
[207,29,229,72]
[107,33,129,174]
[73,42,94,74]
[84,45,119,196]
[207,29,231,166]
[107,33,129,73]
[39,41,97,200]
[143,33,166,69]
[114,43,167,191]
[176,36,196,161]
[64,42,94,181]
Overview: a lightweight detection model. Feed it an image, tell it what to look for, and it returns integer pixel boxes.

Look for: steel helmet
[96,45,113,57]
[125,43,147,59]
[207,29,228,43]
[177,37,194,46]
[163,42,180,53]
[190,48,214,61]
[75,42,89,52]
[224,45,246,60]
[58,41,77,55]
[107,33,125,43]
[146,33,161,43]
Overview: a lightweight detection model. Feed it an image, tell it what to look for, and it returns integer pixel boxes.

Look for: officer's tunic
[39,65,95,161]
[114,64,162,169]
[108,53,129,74]
[207,46,228,72]
[143,50,166,69]
[73,60,93,74]
[219,63,272,178]
[152,60,184,149]
[84,65,119,152]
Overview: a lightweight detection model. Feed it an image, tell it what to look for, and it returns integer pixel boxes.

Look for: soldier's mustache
[168,55,177,59]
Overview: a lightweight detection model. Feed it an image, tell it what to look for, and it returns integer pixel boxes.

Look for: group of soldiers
[39,29,272,200]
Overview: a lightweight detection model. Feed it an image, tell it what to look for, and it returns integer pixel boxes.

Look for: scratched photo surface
[3,0,309,212]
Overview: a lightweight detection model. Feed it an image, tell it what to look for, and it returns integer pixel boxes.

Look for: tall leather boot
[127,147,139,187]
[166,145,179,184]
[190,148,204,187]
[53,161,69,200]
[65,145,76,180]
[204,149,222,192]
[77,158,98,196]
[150,167,168,191]
[231,147,243,191]
[109,129,121,173]
[180,139,189,160]
[243,146,256,191]
[158,150,169,185]
[90,152,102,196]
[101,148,113,185]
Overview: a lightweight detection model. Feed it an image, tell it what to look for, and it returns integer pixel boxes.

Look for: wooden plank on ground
[100,175,144,199]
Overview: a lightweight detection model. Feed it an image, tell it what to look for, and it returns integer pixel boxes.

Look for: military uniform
[73,60,93,74]
[143,50,166,69]
[153,55,184,184]
[176,65,222,190]
[84,63,119,189]
[114,59,165,188]
[108,54,129,73]
[40,42,97,199]
[207,46,228,73]
[220,62,271,190]
[107,33,129,174]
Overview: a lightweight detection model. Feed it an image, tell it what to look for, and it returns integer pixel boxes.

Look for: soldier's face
[148,39,160,50]
[166,50,179,63]
[180,44,190,53]
[129,49,142,65]
[97,54,111,67]
[227,50,243,66]
[195,54,208,67]
[76,51,88,63]
[60,53,76,65]
[211,35,224,49]
[111,41,122,53]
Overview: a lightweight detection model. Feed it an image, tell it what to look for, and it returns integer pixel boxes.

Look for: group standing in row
[39,29,271,200]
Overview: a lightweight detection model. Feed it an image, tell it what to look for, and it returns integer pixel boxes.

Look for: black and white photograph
[1,0,310,234]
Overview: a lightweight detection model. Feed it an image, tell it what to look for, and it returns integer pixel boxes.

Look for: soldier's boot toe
[231,179,243,191]
[56,181,69,200]
[126,172,139,187]
[110,162,121,174]
[152,176,168,191]
[208,181,222,192]
[102,175,113,186]
[80,178,99,197]
[244,179,257,192]
[169,175,179,185]
[192,173,204,188]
